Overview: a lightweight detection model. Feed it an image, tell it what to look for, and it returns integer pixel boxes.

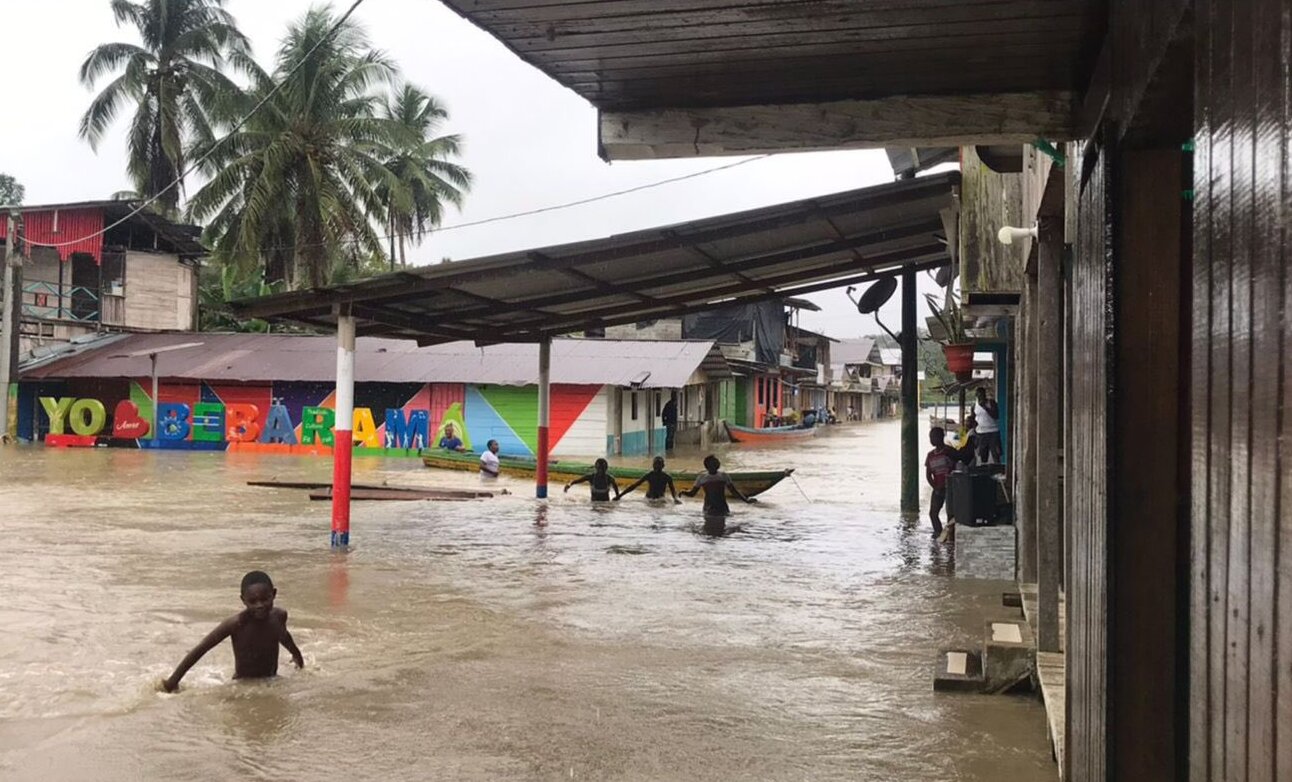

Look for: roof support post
[331,310,356,548]
[1035,216,1062,652]
[900,263,919,516]
[536,337,551,499]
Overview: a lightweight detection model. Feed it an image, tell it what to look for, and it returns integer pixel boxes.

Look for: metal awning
[232,172,959,345]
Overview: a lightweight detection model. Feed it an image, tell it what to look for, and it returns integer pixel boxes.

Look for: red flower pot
[943,343,975,375]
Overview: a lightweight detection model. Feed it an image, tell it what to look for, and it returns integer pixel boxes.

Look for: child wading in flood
[160,571,303,692]
[564,458,620,502]
[614,456,682,504]
[683,454,757,535]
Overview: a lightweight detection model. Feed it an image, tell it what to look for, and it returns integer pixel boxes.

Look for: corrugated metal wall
[1068,140,1112,781]
[1191,0,1291,777]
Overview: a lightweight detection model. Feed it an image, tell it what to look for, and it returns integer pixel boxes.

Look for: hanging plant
[924,292,974,377]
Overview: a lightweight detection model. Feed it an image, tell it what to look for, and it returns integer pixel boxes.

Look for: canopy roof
[20,332,719,388]
[438,1,1100,112]
[232,172,959,345]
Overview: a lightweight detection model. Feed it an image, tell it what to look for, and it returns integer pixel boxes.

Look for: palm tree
[79,0,250,214]
[190,7,411,289]
[378,85,472,268]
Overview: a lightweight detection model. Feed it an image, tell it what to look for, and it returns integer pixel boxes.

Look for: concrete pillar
[900,263,919,515]
[1036,216,1062,652]
[331,312,356,548]
[536,337,551,498]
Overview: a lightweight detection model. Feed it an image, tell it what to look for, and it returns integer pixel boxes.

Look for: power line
[17,0,370,250]
[250,153,775,255]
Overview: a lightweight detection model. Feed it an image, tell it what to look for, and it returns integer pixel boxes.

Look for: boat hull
[724,422,817,445]
[419,451,792,498]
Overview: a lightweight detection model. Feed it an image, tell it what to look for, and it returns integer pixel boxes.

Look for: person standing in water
[973,387,1001,464]
[683,455,756,534]
[480,439,501,478]
[615,456,682,504]
[160,571,303,692]
[564,458,620,502]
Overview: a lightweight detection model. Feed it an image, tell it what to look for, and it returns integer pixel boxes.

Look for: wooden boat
[419,450,793,498]
[724,422,818,445]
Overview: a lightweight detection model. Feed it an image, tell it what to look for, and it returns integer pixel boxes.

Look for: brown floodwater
[0,420,1055,781]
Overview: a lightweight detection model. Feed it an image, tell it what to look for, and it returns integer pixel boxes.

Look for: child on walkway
[614,456,682,504]
[160,571,303,692]
[564,458,620,502]
[925,427,960,539]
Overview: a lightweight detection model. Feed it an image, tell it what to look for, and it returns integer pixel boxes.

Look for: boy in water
[683,455,757,534]
[614,456,682,504]
[564,458,620,501]
[160,571,303,692]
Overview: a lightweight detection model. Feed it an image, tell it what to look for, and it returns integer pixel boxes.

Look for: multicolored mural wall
[17,381,612,459]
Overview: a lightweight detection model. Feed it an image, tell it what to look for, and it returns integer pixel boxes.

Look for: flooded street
[0,420,1055,781]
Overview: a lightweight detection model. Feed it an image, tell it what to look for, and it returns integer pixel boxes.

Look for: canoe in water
[419,450,793,498]
[724,422,817,445]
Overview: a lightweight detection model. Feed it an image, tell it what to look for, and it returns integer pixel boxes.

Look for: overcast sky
[0,0,948,339]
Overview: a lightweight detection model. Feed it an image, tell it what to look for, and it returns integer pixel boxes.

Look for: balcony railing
[21,281,100,323]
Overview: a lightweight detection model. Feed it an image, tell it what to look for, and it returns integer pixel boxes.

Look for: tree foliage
[79,0,252,214]
[0,174,24,205]
[189,8,470,289]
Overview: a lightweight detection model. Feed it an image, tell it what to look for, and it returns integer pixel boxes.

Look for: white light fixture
[997,225,1038,246]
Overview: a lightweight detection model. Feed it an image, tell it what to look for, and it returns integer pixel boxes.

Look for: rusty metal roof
[20,332,718,388]
[436,1,1100,112]
[232,173,959,345]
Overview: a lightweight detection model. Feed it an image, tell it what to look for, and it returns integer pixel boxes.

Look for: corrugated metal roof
[233,174,959,345]
[832,337,878,365]
[878,348,903,366]
[20,332,716,388]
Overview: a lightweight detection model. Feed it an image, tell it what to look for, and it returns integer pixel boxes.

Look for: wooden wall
[123,252,194,331]
[958,147,1027,298]
[1191,0,1292,778]
[1068,138,1112,782]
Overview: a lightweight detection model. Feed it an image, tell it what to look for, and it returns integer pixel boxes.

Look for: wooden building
[431,2,1291,779]
[1,201,206,355]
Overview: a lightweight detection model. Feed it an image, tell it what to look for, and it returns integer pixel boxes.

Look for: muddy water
[0,421,1055,781]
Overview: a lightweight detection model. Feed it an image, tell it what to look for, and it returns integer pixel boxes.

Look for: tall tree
[190,8,412,289]
[0,174,24,205]
[79,0,250,213]
[378,85,471,268]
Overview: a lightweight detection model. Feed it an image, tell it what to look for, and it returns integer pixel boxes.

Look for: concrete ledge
[933,648,985,692]
[955,524,1017,580]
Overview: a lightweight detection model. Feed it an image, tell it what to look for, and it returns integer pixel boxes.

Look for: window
[630,392,638,421]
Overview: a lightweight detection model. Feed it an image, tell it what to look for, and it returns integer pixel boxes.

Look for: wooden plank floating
[308,487,481,503]
[248,480,492,499]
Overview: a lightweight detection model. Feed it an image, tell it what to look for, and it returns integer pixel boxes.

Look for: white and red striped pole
[536,337,551,499]
[331,311,356,547]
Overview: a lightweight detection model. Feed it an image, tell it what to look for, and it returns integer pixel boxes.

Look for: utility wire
[17,0,370,250]
[245,153,775,255]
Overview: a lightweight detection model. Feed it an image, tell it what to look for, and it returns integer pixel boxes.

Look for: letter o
[69,399,107,436]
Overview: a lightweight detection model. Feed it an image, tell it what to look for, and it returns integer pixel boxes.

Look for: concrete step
[933,648,985,692]
[983,619,1035,688]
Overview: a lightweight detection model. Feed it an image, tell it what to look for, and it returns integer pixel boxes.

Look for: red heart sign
[113,400,151,439]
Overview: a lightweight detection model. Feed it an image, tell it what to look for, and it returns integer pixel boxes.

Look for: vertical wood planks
[1068,139,1112,782]
[1192,0,1292,778]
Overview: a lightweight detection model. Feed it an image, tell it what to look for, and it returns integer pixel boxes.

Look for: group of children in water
[160,454,759,694]
[563,454,758,516]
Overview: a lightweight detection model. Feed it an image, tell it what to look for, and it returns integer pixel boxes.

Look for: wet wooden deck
[1020,582,1066,779]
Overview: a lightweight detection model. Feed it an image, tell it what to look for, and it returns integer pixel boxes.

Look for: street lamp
[108,342,205,438]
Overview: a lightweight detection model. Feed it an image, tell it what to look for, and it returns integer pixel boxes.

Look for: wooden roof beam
[598,91,1077,160]
[350,304,481,342]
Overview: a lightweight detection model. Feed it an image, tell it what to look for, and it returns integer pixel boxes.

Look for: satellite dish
[935,265,954,287]
[856,277,898,314]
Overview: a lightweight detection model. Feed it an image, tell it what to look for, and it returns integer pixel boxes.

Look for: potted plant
[924,293,974,379]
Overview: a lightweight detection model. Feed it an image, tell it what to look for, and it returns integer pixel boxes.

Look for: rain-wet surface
[0,421,1056,781]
